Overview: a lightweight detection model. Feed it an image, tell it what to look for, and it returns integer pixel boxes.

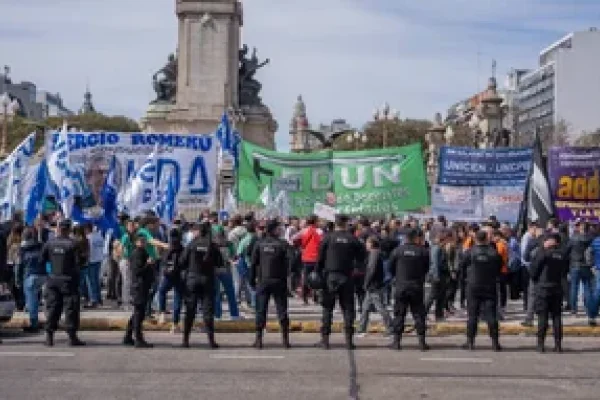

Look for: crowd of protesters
[1,208,600,349]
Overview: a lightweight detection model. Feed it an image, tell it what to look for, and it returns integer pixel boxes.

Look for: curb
[5,318,600,336]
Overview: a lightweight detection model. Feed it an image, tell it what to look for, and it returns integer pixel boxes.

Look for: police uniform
[250,227,291,349]
[388,241,430,350]
[40,220,85,347]
[316,226,365,349]
[123,238,154,348]
[179,231,223,348]
[530,242,568,352]
[459,243,503,351]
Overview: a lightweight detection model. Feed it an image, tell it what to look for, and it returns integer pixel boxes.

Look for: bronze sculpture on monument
[141,0,277,150]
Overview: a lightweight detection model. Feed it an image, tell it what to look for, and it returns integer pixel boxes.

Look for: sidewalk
[6,298,600,335]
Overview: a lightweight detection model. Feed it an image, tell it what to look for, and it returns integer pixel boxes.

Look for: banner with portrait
[50,132,218,212]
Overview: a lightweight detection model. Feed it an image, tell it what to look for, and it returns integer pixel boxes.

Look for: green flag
[237,142,429,216]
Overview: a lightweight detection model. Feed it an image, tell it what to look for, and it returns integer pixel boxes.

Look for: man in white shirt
[86,223,106,307]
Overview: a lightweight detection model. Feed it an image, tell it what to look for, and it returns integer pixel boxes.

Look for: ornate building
[79,86,96,115]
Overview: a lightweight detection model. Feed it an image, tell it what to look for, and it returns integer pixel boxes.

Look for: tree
[45,113,140,132]
[514,119,570,152]
[3,113,141,156]
[332,118,432,151]
[446,123,476,147]
[575,128,600,147]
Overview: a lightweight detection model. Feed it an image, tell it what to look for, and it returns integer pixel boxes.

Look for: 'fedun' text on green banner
[237,142,429,216]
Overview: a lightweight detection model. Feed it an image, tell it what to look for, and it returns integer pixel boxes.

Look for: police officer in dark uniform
[459,230,503,351]
[250,219,291,349]
[530,233,568,353]
[388,229,430,351]
[123,233,154,348]
[179,221,223,349]
[316,215,365,350]
[40,219,86,347]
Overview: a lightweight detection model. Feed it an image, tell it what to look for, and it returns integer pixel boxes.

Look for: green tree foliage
[332,119,432,151]
[575,128,600,147]
[3,113,140,155]
[515,119,570,151]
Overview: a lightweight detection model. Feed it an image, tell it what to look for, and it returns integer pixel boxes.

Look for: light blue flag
[24,161,48,225]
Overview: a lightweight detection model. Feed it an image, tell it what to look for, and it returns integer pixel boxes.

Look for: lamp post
[373,102,399,148]
[0,92,20,158]
[346,130,367,150]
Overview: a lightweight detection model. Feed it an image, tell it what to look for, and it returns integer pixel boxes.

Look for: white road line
[0,352,75,357]
[420,357,493,363]
[210,354,285,360]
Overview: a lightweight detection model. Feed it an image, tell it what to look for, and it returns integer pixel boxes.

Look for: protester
[157,228,184,333]
[17,227,46,332]
[357,236,392,337]
[85,223,105,308]
[294,215,322,306]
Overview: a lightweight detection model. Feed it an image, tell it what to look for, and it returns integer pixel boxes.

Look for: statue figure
[152,53,177,104]
[239,45,270,107]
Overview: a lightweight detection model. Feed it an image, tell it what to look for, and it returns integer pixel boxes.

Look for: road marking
[209,354,285,360]
[0,351,75,357]
[420,357,493,363]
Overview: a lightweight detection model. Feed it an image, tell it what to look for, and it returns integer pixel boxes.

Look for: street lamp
[0,92,20,158]
[373,102,400,148]
[346,130,367,150]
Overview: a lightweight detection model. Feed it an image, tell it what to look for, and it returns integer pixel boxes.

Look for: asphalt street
[0,332,599,400]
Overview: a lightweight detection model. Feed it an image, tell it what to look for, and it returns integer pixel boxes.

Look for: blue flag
[216,112,232,151]
[25,161,48,225]
[156,174,177,226]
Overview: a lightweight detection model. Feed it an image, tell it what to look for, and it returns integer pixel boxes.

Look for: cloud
[1,0,597,150]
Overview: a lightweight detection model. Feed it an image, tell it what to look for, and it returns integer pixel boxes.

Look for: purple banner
[548,147,600,221]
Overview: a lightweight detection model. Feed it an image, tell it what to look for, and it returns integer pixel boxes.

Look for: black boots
[207,331,219,349]
[461,337,475,350]
[45,331,54,347]
[345,331,356,350]
[418,335,430,352]
[68,331,86,347]
[123,333,135,347]
[553,340,563,353]
[317,335,330,350]
[135,337,153,349]
[491,336,502,352]
[253,331,264,349]
[389,334,402,350]
[282,327,291,349]
[537,337,546,353]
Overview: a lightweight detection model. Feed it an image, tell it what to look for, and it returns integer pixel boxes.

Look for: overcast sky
[1,0,598,150]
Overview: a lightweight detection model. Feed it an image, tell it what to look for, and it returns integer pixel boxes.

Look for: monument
[141,0,277,150]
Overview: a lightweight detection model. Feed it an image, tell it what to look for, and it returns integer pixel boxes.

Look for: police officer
[40,219,85,347]
[123,233,154,348]
[316,215,365,350]
[530,233,568,353]
[388,229,430,351]
[250,219,291,349]
[459,230,503,351]
[179,221,223,349]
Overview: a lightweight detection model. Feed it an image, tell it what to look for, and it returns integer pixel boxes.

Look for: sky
[1,0,599,150]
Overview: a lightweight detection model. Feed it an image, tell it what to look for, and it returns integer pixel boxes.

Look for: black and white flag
[526,128,555,227]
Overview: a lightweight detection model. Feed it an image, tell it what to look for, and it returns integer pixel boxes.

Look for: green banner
[237,142,429,216]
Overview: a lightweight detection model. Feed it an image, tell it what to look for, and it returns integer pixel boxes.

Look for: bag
[307,270,324,290]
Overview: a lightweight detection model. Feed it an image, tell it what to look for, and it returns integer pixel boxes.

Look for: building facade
[516,28,600,136]
[36,91,74,118]
[1,66,72,120]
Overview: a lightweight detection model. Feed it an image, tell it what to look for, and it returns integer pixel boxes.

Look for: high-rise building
[516,28,600,136]
[36,91,74,118]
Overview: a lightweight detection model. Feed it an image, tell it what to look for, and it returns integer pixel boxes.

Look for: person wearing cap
[123,233,154,348]
[179,221,223,348]
[530,233,569,352]
[388,228,430,350]
[249,219,292,349]
[316,214,365,350]
[459,230,503,351]
[566,219,595,323]
[39,219,86,347]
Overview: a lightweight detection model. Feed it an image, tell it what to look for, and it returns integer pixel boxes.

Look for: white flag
[123,144,159,216]
[224,188,238,214]
[47,121,76,218]
[259,185,271,207]
[273,190,290,218]
[0,133,36,220]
